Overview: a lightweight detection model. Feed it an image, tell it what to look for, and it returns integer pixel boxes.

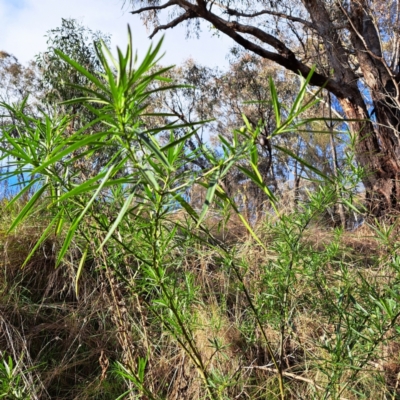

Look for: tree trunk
[304,0,400,216]
[339,95,400,216]
[328,117,346,228]
[341,1,400,216]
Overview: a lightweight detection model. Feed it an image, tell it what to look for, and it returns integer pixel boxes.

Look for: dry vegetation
[1,195,400,400]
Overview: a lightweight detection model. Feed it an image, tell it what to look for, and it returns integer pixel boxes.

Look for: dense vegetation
[1,16,400,400]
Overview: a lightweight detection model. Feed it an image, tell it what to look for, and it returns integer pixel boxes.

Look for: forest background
[1,1,400,399]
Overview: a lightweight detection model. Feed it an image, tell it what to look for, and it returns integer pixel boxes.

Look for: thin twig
[244,365,350,400]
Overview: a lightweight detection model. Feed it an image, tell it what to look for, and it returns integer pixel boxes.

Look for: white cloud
[0,0,233,68]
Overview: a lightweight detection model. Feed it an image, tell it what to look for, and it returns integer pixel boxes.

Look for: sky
[0,0,234,68]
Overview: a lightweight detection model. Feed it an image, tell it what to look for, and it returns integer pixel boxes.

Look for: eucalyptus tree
[0,52,40,105]
[126,0,400,216]
[36,18,110,128]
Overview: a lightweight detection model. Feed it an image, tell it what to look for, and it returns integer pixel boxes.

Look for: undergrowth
[1,194,400,399]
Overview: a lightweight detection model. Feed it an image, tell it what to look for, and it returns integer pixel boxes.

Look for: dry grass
[0,212,125,399]
[1,202,400,399]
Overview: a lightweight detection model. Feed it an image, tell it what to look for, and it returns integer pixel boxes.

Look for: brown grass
[1,203,400,399]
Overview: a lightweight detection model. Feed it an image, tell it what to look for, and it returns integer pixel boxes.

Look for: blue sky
[4,0,25,9]
[0,0,233,68]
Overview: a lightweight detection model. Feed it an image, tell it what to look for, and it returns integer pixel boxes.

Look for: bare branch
[287,20,308,57]
[130,0,178,15]
[180,3,353,98]
[390,0,400,69]
[338,2,385,63]
[225,7,316,30]
[224,20,297,58]
[301,0,357,85]
[149,10,196,39]
[244,366,350,400]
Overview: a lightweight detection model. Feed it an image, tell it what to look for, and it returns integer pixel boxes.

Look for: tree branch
[339,1,391,70]
[223,20,297,58]
[149,10,196,39]
[183,1,355,99]
[301,0,357,85]
[225,7,315,30]
[130,0,178,15]
[128,0,359,99]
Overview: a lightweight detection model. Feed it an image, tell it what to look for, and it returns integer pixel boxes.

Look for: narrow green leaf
[174,194,199,220]
[269,77,281,128]
[61,83,110,103]
[274,144,333,183]
[139,133,171,169]
[55,49,108,93]
[75,245,89,298]
[33,131,109,173]
[54,171,107,203]
[341,197,361,214]
[134,36,165,79]
[291,66,316,116]
[6,178,40,210]
[250,143,258,165]
[143,119,211,136]
[220,158,236,179]
[8,184,48,233]
[160,129,197,152]
[141,166,160,190]
[218,134,233,151]
[56,167,114,266]
[242,114,253,132]
[115,391,131,400]
[22,215,58,268]
[142,112,177,117]
[99,190,136,249]
[1,130,32,162]
[60,97,110,106]
[197,169,220,227]
[55,209,65,236]
[211,186,266,250]
[237,166,277,201]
